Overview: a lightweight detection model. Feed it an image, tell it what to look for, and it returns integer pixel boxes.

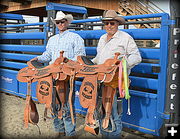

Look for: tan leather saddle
[17,51,129,135]
[61,52,121,135]
[17,51,68,127]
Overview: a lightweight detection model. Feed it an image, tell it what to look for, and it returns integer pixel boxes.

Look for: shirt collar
[59,30,69,37]
[112,30,120,38]
[103,30,120,43]
[104,30,120,39]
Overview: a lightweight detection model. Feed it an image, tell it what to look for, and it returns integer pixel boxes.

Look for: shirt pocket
[52,47,67,58]
[109,45,125,56]
[62,48,74,59]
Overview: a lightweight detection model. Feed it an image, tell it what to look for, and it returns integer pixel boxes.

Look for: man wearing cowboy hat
[32,11,86,137]
[92,10,142,138]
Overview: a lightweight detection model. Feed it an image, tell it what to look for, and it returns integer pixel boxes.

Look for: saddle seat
[17,51,68,83]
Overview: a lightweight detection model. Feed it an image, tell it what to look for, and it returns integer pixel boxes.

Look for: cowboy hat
[51,11,73,24]
[102,10,126,25]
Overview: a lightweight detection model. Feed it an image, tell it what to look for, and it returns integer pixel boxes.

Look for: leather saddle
[17,51,69,127]
[17,51,129,135]
[61,53,121,135]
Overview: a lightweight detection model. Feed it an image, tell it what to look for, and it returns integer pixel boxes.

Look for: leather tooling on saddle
[17,51,68,127]
[17,51,130,135]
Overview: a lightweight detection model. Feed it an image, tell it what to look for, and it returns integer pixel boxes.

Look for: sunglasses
[103,22,116,26]
[55,20,67,25]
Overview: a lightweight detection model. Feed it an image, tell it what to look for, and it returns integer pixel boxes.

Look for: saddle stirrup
[69,72,75,125]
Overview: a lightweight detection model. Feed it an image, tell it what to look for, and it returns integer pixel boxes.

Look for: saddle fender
[36,75,53,117]
[102,85,116,130]
[79,75,99,135]
[24,95,39,128]
[79,75,97,109]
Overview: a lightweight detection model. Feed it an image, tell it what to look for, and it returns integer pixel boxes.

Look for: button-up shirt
[92,30,142,72]
[37,30,86,64]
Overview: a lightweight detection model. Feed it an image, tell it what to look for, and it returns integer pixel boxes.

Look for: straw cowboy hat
[102,10,126,25]
[51,11,73,24]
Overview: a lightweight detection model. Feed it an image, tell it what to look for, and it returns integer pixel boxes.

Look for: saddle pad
[79,75,98,127]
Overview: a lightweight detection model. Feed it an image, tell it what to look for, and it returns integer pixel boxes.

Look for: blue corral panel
[73,28,161,40]
[122,93,158,135]
[0,61,27,69]
[0,13,24,20]
[0,69,19,95]
[0,45,46,53]
[46,2,87,14]
[0,32,46,40]
[18,82,38,101]
[0,52,38,61]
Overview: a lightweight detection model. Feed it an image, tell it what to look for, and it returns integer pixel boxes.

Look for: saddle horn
[60,51,64,58]
[114,52,120,59]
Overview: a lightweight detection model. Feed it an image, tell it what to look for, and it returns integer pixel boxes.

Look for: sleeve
[72,35,86,61]
[37,38,52,63]
[125,36,142,69]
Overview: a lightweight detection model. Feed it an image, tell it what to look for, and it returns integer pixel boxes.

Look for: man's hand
[30,57,38,62]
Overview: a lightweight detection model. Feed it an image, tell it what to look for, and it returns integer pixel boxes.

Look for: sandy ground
[0,92,154,139]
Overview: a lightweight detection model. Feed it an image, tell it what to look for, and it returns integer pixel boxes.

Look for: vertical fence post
[164,0,180,135]
[47,10,56,38]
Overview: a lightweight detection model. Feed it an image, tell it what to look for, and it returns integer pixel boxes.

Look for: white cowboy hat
[51,11,73,24]
[102,10,126,25]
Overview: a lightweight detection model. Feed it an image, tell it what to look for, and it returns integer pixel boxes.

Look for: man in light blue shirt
[37,11,86,64]
[34,11,86,137]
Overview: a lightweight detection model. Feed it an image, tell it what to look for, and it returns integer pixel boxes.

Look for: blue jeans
[99,92,123,138]
[53,82,76,136]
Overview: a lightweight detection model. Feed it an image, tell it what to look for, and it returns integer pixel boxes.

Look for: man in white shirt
[92,10,142,138]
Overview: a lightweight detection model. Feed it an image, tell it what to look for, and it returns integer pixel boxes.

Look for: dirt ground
[0,92,154,139]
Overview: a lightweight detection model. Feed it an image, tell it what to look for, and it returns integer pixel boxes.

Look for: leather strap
[24,80,39,128]
[69,70,75,125]
[102,85,116,129]
[24,95,30,128]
